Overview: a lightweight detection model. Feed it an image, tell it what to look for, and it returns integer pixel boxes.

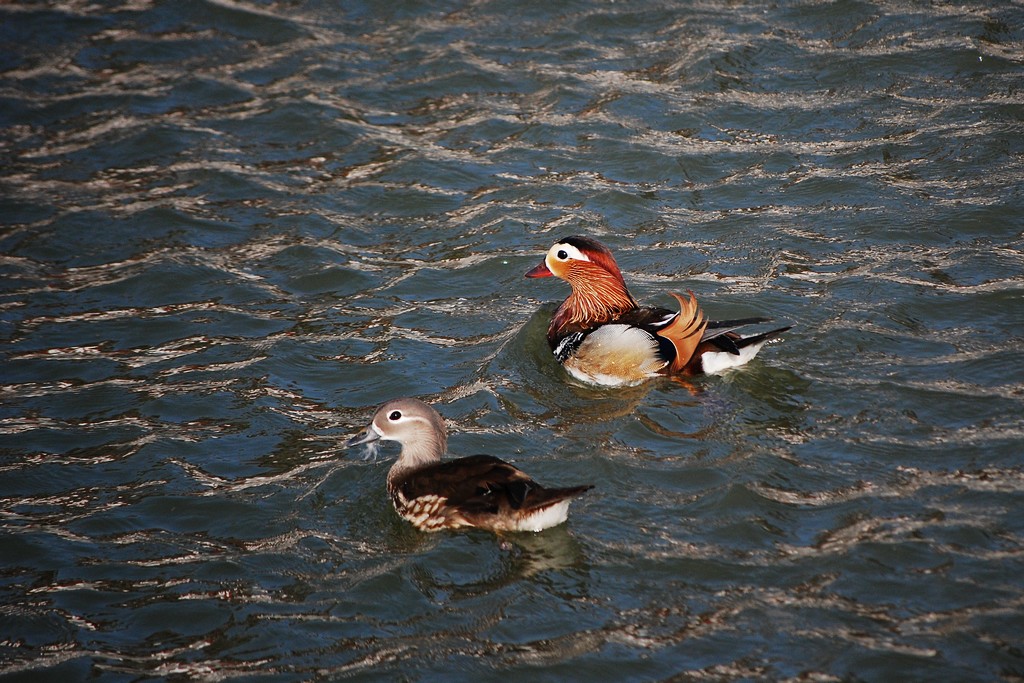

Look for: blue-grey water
[2,1,1023,680]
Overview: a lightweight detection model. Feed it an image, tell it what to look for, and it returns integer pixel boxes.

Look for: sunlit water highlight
[2,1,1023,680]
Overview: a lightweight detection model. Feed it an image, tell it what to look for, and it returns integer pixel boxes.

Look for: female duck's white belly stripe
[508,501,571,532]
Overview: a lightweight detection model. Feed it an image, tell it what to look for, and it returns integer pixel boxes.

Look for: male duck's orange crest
[577,243,625,284]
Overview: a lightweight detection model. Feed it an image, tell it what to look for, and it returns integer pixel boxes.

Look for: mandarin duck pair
[348,237,789,534]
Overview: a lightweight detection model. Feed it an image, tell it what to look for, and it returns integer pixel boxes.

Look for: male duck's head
[525,236,638,324]
[525,235,627,285]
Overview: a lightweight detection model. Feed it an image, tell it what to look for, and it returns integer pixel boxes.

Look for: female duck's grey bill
[346,426,381,448]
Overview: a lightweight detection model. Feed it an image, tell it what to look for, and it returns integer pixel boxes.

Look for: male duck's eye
[388,410,402,421]
[556,249,568,260]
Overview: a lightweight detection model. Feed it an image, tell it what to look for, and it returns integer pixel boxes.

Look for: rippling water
[2,1,1023,680]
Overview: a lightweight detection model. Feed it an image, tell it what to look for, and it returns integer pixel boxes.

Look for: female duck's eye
[556,249,568,260]
[388,411,402,421]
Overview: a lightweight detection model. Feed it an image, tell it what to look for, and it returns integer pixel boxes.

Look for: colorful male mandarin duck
[525,236,790,386]
[346,398,593,533]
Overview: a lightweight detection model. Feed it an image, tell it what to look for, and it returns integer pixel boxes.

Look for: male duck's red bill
[346,398,592,533]
[525,235,790,387]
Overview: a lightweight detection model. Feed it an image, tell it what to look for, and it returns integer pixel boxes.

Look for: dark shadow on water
[500,524,589,578]
[405,524,589,601]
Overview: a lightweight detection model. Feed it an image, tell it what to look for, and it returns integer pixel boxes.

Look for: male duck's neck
[557,270,637,328]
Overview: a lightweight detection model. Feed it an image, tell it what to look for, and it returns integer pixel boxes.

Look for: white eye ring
[549,243,589,262]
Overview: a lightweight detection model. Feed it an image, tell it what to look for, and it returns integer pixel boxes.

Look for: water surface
[2,1,1024,680]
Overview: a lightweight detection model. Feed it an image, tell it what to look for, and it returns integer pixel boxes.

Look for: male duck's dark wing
[702,317,786,354]
[612,305,677,331]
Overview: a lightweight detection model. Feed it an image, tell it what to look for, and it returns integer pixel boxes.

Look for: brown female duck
[347,398,592,532]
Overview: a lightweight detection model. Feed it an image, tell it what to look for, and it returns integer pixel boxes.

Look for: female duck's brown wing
[397,455,535,515]
[396,455,591,515]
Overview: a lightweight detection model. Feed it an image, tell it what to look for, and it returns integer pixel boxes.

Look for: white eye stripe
[374,416,415,442]
[376,413,432,430]
[548,243,590,263]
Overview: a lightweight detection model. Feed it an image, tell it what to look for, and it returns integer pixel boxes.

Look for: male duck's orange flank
[525,236,790,386]
[346,398,592,533]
